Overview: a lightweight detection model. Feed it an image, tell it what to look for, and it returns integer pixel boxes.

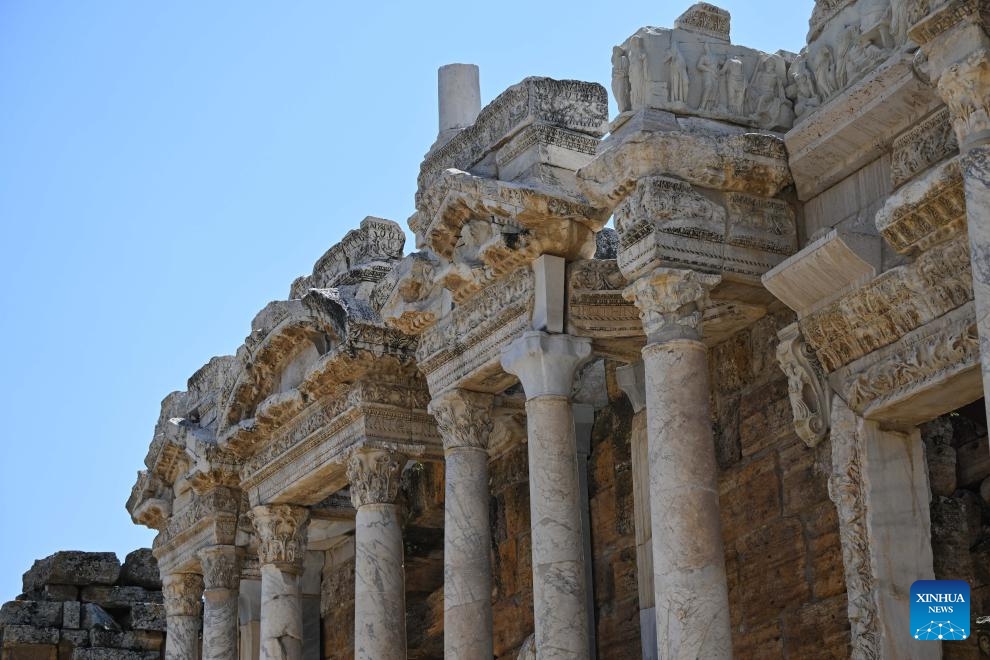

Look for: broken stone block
[71,650,160,660]
[80,604,120,633]
[0,602,62,628]
[79,588,160,609]
[62,602,81,630]
[88,631,162,652]
[2,645,57,660]
[16,585,79,603]
[123,604,164,632]
[60,629,89,648]
[117,551,159,590]
[22,554,120,593]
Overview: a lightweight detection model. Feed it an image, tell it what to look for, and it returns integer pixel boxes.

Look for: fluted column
[347,448,407,660]
[501,330,593,660]
[616,361,657,660]
[624,268,732,659]
[250,504,310,660]
[429,389,495,660]
[198,545,241,660]
[163,572,204,660]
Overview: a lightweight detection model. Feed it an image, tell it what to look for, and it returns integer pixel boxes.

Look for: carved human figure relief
[612,46,632,113]
[697,43,723,111]
[721,54,747,115]
[666,43,690,105]
[749,57,787,127]
[789,57,821,118]
[812,46,838,99]
[628,36,647,109]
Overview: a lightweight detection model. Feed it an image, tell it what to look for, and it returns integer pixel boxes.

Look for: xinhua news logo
[911,580,970,641]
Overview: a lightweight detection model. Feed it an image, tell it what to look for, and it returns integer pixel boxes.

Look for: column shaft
[200,546,241,660]
[963,147,990,427]
[643,340,732,659]
[347,448,407,660]
[163,573,204,660]
[501,330,593,660]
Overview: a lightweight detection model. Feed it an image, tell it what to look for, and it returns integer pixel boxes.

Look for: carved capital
[162,573,204,617]
[346,448,406,508]
[776,324,831,448]
[937,49,990,149]
[500,331,593,399]
[198,545,241,591]
[428,389,495,452]
[623,267,721,343]
[249,504,310,573]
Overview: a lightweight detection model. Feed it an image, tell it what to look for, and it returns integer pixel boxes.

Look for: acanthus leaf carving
[198,545,241,591]
[623,267,721,343]
[776,323,832,448]
[428,389,495,452]
[249,504,310,572]
[346,448,406,508]
[162,573,204,617]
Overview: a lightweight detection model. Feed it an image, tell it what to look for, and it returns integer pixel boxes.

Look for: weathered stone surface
[71,650,160,660]
[1,625,60,645]
[79,588,160,610]
[123,604,164,633]
[23,554,121,593]
[0,602,63,628]
[117,551,159,591]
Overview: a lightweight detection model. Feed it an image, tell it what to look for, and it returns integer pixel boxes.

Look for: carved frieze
[834,303,980,416]
[346,448,406,508]
[250,504,310,572]
[127,471,173,531]
[890,108,959,188]
[776,323,831,448]
[876,157,966,254]
[908,0,990,47]
[800,234,972,372]
[160,486,242,550]
[674,3,731,41]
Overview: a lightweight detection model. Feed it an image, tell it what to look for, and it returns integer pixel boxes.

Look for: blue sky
[0,1,813,601]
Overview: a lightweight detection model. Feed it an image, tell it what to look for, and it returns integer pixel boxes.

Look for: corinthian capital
[346,448,406,508]
[249,505,310,573]
[198,545,241,591]
[428,389,495,452]
[162,573,204,617]
[623,267,720,343]
[937,49,990,149]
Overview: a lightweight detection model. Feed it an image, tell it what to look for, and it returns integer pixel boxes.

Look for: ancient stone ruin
[9,0,990,657]
[0,551,165,659]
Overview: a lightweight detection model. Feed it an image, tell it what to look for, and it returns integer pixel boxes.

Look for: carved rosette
[427,389,495,452]
[346,448,406,508]
[776,323,832,448]
[249,504,310,573]
[198,545,241,591]
[162,573,204,617]
[622,267,721,343]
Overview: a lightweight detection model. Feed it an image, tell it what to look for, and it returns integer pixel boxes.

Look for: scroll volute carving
[777,323,832,447]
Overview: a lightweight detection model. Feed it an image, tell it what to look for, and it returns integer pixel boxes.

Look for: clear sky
[0,0,814,602]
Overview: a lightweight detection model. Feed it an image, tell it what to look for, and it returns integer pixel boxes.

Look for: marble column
[428,389,495,660]
[162,572,204,660]
[501,330,593,660]
[346,448,407,660]
[239,578,262,660]
[250,504,310,660]
[199,545,241,660]
[623,268,733,660]
[616,361,657,660]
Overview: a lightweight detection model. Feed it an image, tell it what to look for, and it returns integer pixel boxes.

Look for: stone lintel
[909,0,990,49]
[762,228,882,318]
[785,51,942,200]
[578,116,792,209]
[674,3,731,41]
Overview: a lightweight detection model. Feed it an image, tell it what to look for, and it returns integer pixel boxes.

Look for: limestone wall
[0,550,165,660]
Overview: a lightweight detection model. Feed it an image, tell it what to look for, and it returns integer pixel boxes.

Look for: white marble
[501,331,593,660]
[163,573,204,660]
[199,546,240,660]
[963,147,990,437]
[354,503,406,660]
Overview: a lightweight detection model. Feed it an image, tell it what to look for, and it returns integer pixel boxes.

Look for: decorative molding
[938,49,990,149]
[909,0,990,46]
[828,400,881,660]
[428,389,495,452]
[776,323,831,448]
[890,108,959,189]
[623,267,721,343]
[162,573,204,617]
[346,448,406,508]
[876,157,966,254]
[249,504,310,572]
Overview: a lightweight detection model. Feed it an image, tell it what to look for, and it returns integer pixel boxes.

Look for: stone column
[346,448,408,660]
[616,361,657,660]
[198,545,241,660]
[428,389,495,660]
[239,578,262,660]
[623,268,733,660]
[250,504,311,660]
[162,573,204,660]
[501,330,593,660]
[912,11,990,430]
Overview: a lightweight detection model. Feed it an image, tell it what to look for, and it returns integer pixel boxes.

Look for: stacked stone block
[0,550,165,660]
